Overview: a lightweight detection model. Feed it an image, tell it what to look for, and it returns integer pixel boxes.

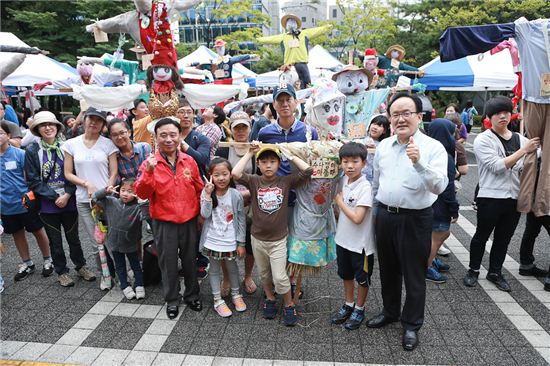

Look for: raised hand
[406,136,420,164]
[203,175,215,195]
[146,153,157,172]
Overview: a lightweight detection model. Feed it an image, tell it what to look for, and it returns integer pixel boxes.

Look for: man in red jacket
[135,118,204,319]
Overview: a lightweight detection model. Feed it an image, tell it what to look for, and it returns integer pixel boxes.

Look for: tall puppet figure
[257,14,331,88]
[205,39,259,84]
[439,17,550,217]
[145,0,184,121]
[86,0,197,55]
[376,45,422,88]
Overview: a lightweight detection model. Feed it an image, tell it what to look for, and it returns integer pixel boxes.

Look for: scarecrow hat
[331,65,373,87]
[281,14,302,29]
[385,45,406,61]
[214,39,226,48]
[151,2,178,69]
[364,48,378,59]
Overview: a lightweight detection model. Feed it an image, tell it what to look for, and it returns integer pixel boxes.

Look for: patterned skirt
[202,248,238,261]
[287,234,337,276]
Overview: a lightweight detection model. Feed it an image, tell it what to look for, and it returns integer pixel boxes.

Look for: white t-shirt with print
[62,135,118,203]
[204,190,237,252]
[335,175,375,255]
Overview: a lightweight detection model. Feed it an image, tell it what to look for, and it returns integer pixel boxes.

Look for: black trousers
[152,218,200,306]
[375,206,432,331]
[468,198,520,274]
[519,212,550,266]
[40,211,86,275]
[294,62,311,88]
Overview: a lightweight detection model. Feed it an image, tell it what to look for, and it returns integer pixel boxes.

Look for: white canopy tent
[177,45,256,84]
[255,45,344,88]
[0,32,78,87]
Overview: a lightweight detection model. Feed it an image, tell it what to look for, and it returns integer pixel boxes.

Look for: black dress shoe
[519,266,548,277]
[402,329,418,351]
[486,272,511,292]
[167,305,179,319]
[366,313,398,328]
[186,299,203,312]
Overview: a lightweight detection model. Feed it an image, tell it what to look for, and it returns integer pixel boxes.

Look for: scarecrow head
[363,48,379,72]
[332,65,373,95]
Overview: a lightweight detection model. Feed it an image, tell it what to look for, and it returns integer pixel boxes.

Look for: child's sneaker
[232,294,247,312]
[42,260,54,277]
[283,305,298,326]
[123,286,136,299]
[263,299,277,319]
[135,286,145,299]
[330,304,354,325]
[14,263,35,281]
[343,308,365,330]
[214,300,232,317]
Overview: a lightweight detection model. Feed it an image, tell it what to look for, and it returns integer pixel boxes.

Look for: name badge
[288,38,300,48]
[541,73,550,97]
[391,59,400,69]
[4,161,17,170]
[214,69,226,78]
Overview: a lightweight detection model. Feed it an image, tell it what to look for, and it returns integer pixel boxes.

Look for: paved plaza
[1,134,550,365]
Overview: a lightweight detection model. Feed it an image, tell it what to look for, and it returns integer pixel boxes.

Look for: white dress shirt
[373,128,448,209]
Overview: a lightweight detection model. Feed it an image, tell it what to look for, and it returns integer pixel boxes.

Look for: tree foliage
[313,0,396,64]
[1,0,136,65]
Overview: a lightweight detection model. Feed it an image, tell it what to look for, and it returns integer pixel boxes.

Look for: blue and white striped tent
[412,49,517,91]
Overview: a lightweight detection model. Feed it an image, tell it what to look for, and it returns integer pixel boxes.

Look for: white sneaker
[135,286,145,299]
[123,286,136,300]
[100,276,112,291]
[438,244,451,256]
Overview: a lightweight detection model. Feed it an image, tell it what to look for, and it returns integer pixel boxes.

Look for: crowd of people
[1,85,549,352]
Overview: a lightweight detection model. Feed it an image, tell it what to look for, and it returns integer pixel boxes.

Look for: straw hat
[281,14,302,29]
[30,111,64,137]
[385,45,406,61]
[331,65,373,87]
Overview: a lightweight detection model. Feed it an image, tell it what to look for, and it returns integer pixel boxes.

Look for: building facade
[178,0,272,47]
[280,0,327,29]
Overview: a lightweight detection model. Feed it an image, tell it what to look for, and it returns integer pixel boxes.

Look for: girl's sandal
[243,277,257,294]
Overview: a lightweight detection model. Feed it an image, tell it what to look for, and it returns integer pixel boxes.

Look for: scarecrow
[257,14,332,88]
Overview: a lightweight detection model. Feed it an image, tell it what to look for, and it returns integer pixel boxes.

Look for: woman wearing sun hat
[25,111,96,287]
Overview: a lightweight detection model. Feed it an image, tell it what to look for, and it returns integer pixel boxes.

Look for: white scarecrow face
[312,96,345,136]
[216,46,225,56]
[286,19,298,31]
[280,68,299,86]
[153,66,172,82]
[363,56,378,72]
[335,70,370,95]
[391,50,401,59]
[77,62,93,77]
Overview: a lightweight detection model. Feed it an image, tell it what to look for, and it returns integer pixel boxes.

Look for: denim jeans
[111,250,143,290]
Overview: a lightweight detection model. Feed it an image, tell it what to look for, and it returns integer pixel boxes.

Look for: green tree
[0,0,136,65]
[316,0,397,64]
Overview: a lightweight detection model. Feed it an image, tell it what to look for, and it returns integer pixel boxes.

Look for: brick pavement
[1,134,549,365]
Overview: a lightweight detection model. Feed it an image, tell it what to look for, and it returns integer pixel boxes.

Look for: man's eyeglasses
[390,111,419,120]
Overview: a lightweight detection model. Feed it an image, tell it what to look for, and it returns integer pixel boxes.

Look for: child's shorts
[1,212,44,235]
[336,245,374,288]
[432,219,451,232]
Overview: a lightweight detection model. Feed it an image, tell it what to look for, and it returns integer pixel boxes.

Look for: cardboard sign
[141,54,155,70]
[541,73,550,97]
[391,58,400,69]
[347,123,366,139]
[288,38,300,48]
[93,27,108,43]
[310,158,339,179]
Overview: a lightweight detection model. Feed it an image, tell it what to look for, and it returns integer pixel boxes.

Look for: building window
[312,18,314,24]
[332,9,337,18]
[301,16,306,22]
